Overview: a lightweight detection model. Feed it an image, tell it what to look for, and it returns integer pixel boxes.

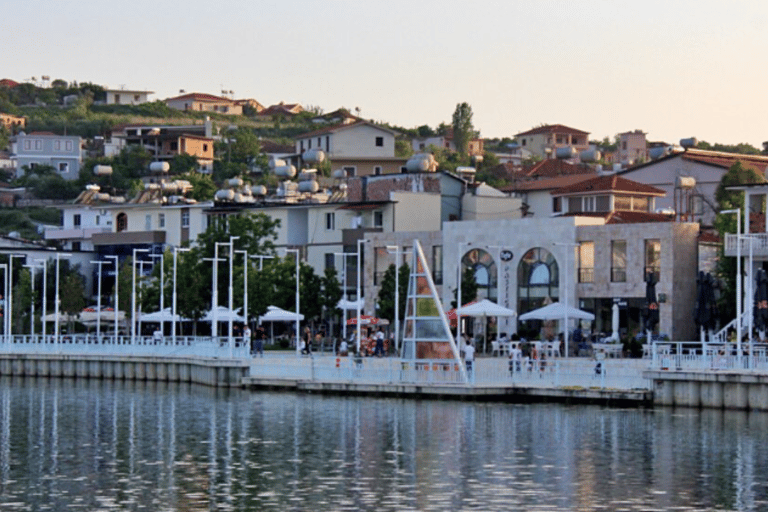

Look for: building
[617,130,648,165]
[165,93,243,115]
[294,121,405,177]
[514,124,590,160]
[105,89,154,105]
[1,112,25,132]
[411,127,484,157]
[260,102,304,117]
[11,132,82,180]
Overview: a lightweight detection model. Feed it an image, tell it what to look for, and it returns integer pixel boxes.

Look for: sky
[3,0,767,147]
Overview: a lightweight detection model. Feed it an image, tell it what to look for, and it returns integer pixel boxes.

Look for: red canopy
[445,301,478,327]
[346,315,380,326]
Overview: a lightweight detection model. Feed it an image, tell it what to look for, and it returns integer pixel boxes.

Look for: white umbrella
[202,306,245,323]
[337,297,364,310]
[455,299,517,353]
[519,301,595,322]
[258,306,305,345]
[139,308,189,323]
[610,303,620,342]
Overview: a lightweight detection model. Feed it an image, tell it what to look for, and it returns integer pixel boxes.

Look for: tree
[60,271,86,333]
[451,267,479,309]
[169,153,199,175]
[376,263,410,325]
[715,161,765,211]
[451,102,474,156]
[12,268,32,333]
[320,267,343,330]
[179,172,216,201]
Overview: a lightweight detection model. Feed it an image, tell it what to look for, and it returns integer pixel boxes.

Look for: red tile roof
[516,124,589,137]
[682,149,768,174]
[551,174,666,196]
[499,174,595,193]
[166,92,235,103]
[522,159,593,179]
[562,211,674,224]
[0,79,19,88]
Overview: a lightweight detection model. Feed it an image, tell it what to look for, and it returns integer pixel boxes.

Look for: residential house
[294,120,406,177]
[165,92,243,115]
[235,98,264,113]
[105,89,154,106]
[501,174,596,217]
[311,108,359,125]
[514,124,590,160]
[105,120,214,172]
[616,130,648,165]
[550,174,667,218]
[11,132,82,180]
[619,148,768,227]
[1,112,25,132]
[260,102,304,117]
[411,127,484,157]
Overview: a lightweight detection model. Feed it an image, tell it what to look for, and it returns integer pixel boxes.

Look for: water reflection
[1,376,768,510]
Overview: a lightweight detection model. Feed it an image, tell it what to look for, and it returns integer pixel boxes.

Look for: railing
[646,341,768,371]
[611,267,626,282]
[578,268,594,283]
[0,334,250,358]
[724,233,768,256]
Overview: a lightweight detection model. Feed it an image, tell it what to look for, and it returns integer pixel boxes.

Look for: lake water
[2,377,768,511]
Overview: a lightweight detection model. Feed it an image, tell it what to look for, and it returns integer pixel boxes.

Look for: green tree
[451,267,479,309]
[60,271,86,333]
[451,102,474,156]
[320,266,343,330]
[715,161,765,211]
[169,153,199,175]
[376,263,410,325]
[12,268,33,333]
[179,172,217,201]
[395,139,414,158]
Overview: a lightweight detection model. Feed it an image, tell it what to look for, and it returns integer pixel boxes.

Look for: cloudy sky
[4,0,767,146]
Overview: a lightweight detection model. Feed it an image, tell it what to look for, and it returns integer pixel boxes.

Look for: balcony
[44,227,110,241]
[724,233,768,257]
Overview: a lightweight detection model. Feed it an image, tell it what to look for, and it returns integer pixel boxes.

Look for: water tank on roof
[299,169,318,181]
[93,165,113,176]
[649,147,668,160]
[595,164,603,173]
[455,166,476,174]
[302,148,326,163]
[110,196,126,204]
[274,165,297,178]
[85,184,101,192]
[556,147,577,159]
[144,183,160,190]
[149,161,170,173]
[161,182,179,193]
[612,163,622,172]
[405,153,436,172]
[228,177,244,188]
[680,137,698,148]
[298,180,320,193]
[94,193,110,202]
[252,185,267,196]
[215,189,235,201]
[579,149,601,162]
[269,158,286,169]
[332,169,346,179]
[676,176,696,189]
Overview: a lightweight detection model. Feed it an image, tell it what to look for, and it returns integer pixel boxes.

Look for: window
[325,136,329,152]
[517,247,557,313]
[65,141,73,151]
[116,213,127,232]
[73,214,81,227]
[325,212,335,230]
[644,239,661,282]
[181,210,190,228]
[373,211,383,228]
[611,240,627,282]
[58,162,69,173]
[578,242,594,283]
[552,197,561,213]
[53,140,61,151]
[317,137,322,147]
[583,196,596,212]
[72,242,81,251]
[374,166,383,175]
[34,140,42,150]
[325,253,335,270]
[202,144,208,152]
[432,245,443,284]
[145,214,152,231]
[23,140,31,151]
[300,140,304,153]
[375,136,384,147]
[343,166,356,177]
[521,139,526,146]
[463,248,498,302]
[158,213,165,228]
[114,94,121,104]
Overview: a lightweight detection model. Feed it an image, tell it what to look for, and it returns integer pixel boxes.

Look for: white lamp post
[172,247,190,344]
[0,264,7,344]
[236,249,248,336]
[554,242,580,358]
[150,252,165,340]
[89,259,108,340]
[54,252,72,344]
[104,255,119,344]
[284,248,300,356]
[7,254,24,341]
[456,242,472,347]
[356,239,370,354]
[23,262,42,339]
[35,259,48,342]
[386,245,412,355]
[722,209,741,357]
[131,248,149,345]
[334,252,353,343]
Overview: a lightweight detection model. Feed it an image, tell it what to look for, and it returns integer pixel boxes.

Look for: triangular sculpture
[401,240,467,382]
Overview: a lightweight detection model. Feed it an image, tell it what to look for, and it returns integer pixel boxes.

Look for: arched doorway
[517,247,559,315]
[461,248,497,302]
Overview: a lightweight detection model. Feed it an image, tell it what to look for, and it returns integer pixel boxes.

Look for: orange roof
[516,124,589,137]
[522,159,593,179]
[499,174,595,193]
[551,174,666,196]
[166,92,235,103]
[682,149,768,174]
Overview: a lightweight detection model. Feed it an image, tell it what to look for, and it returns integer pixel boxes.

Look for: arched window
[116,212,127,232]
[517,247,558,314]
[461,248,497,302]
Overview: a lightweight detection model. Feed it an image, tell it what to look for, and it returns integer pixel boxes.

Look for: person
[254,326,265,357]
[243,325,252,353]
[374,328,385,357]
[464,338,475,380]
[153,327,162,345]
[339,338,349,357]
[303,327,312,355]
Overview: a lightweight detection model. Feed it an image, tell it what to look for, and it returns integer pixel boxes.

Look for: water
[2,377,768,511]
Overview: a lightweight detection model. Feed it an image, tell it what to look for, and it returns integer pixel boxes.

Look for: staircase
[711,311,749,343]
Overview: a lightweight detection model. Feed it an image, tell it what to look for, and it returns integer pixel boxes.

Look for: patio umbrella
[753,269,768,332]
[445,301,478,328]
[642,272,659,334]
[202,306,245,323]
[518,302,595,322]
[455,299,517,353]
[139,308,189,323]
[694,271,718,340]
[258,306,305,345]
[610,302,620,342]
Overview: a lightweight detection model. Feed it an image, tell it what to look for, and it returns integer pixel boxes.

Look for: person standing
[243,325,252,354]
[374,328,385,357]
[464,338,475,382]
[254,326,265,357]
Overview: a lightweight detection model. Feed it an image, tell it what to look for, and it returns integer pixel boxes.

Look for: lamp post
[89,259,108,340]
[334,252,353,343]
[386,245,413,355]
[356,239,369,354]
[150,251,165,339]
[54,252,72,344]
[722,209,741,357]
[131,248,149,345]
[172,247,190,344]
[137,260,147,341]
[35,259,48,342]
[8,254,24,342]
[216,237,240,355]
[554,242,580,358]
[104,255,119,344]
[247,253,275,340]
[456,242,472,347]
[284,248,300,356]
[0,264,7,344]
[23,262,42,339]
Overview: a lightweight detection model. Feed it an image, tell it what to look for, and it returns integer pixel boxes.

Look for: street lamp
[54,252,73,344]
[356,239,370,354]
[554,242,580,358]
[131,248,149,345]
[217,236,240,355]
[456,241,472,347]
[334,252,354,343]
[172,247,190,344]
[386,245,412,355]
[23,262,42,339]
[35,259,48,342]
[150,251,165,339]
[721,209,742,357]
[284,248,300,356]
[0,264,7,344]
[104,255,119,344]
[89,259,108,340]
